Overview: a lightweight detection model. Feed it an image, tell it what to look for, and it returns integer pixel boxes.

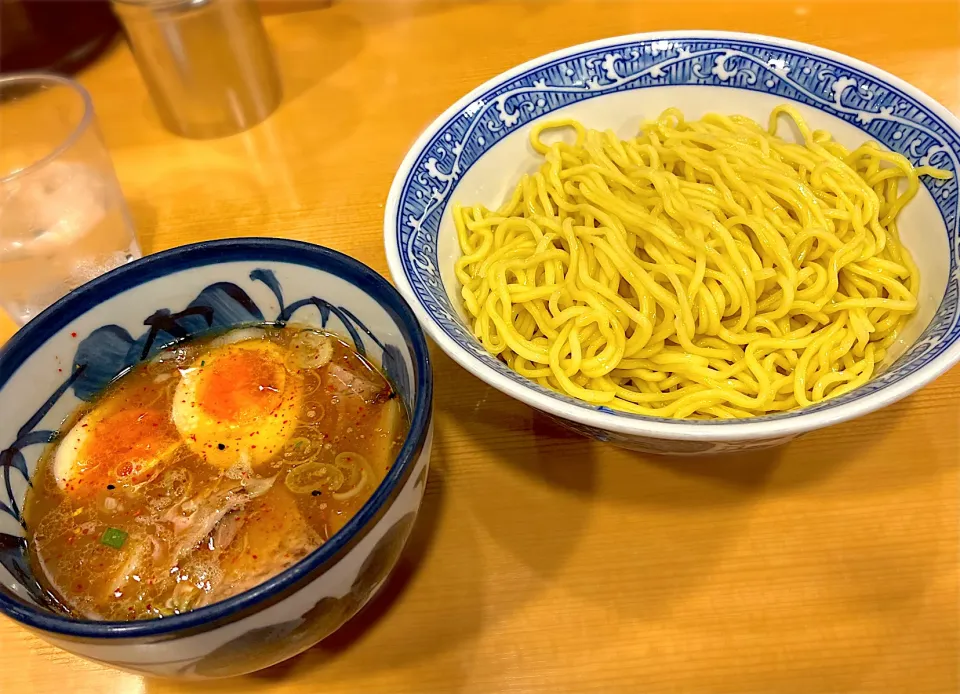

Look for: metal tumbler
[111,0,282,139]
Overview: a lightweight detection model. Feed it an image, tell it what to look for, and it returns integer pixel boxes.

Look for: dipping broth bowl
[0,238,433,678]
[385,31,960,455]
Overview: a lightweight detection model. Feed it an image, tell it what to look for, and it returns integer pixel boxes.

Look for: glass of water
[0,73,140,325]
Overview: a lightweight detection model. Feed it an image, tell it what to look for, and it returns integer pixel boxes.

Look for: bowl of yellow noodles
[384,31,960,454]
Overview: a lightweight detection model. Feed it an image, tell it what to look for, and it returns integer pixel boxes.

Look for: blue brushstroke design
[0,532,70,612]
[281,299,366,355]
[0,534,46,607]
[339,307,410,402]
[249,269,284,307]
[0,365,85,524]
[18,270,411,512]
[380,344,411,404]
[0,451,29,519]
[181,283,263,334]
[252,269,367,353]
[71,283,264,401]
[140,306,215,360]
[72,326,137,401]
[4,267,411,565]
[70,271,409,402]
[250,269,410,399]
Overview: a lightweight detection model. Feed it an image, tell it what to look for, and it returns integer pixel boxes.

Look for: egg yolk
[172,341,302,469]
[196,348,286,426]
[58,409,180,495]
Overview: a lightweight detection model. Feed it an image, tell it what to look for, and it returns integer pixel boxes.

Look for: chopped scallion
[100,527,128,549]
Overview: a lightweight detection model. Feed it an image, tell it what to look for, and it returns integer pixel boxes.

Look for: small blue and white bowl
[0,239,433,678]
[385,31,960,455]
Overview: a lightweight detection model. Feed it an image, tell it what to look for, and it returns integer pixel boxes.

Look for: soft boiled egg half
[54,407,182,496]
[172,339,302,469]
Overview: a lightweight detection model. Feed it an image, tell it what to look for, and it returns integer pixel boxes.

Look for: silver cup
[112,0,282,139]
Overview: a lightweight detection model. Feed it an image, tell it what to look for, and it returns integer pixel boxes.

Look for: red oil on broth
[24,324,409,621]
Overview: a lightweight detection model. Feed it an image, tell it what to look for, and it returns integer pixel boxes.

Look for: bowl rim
[384,29,960,442]
[0,238,433,639]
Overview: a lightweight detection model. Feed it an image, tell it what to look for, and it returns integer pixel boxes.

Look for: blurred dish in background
[0,0,119,74]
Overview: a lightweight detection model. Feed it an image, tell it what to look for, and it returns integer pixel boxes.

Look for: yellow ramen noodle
[453,105,951,419]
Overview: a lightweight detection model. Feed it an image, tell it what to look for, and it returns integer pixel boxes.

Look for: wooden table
[2,1,958,692]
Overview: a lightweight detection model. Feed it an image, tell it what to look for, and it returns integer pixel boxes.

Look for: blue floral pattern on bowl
[0,267,406,603]
[386,32,960,448]
[0,239,434,677]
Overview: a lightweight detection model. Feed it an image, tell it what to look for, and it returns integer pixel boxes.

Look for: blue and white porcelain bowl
[0,239,433,677]
[384,31,960,455]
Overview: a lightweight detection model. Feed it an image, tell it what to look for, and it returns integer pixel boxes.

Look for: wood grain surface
[1,1,958,692]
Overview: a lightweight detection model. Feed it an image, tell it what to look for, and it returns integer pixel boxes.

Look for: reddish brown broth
[24,324,408,621]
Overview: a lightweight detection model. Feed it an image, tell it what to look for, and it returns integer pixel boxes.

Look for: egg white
[54,406,182,496]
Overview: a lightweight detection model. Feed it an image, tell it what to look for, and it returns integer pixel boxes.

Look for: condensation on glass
[111,0,282,139]
[0,73,140,325]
